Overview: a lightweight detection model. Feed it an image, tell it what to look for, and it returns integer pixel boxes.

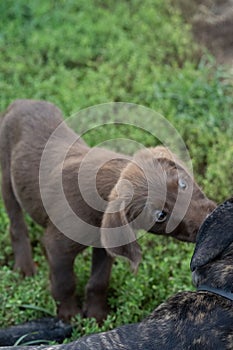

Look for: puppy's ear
[190,198,233,271]
[101,200,142,272]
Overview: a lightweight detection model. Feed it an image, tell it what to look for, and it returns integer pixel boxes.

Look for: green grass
[0,0,232,343]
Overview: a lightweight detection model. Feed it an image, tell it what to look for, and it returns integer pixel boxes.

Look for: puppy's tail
[0,112,3,129]
[0,105,9,130]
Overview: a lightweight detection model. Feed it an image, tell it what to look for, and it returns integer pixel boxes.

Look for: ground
[175,0,233,66]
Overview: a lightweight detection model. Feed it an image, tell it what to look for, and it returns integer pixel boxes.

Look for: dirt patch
[174,0,233,66]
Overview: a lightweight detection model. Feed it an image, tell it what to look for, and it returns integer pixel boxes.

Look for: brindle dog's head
[101,146,216,270]
[191,197,233,290]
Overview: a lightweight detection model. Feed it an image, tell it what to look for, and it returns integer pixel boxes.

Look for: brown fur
[0,99,216,322]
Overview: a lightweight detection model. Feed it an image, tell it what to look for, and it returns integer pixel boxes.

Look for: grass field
[0,0,232,344]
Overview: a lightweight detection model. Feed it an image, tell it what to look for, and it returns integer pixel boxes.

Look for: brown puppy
[0,99,215,322]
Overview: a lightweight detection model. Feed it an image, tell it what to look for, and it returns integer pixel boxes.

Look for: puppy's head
[191,197,233,289]
[101,147,215,270]
[192,242,233,291]
[147,148,216,243]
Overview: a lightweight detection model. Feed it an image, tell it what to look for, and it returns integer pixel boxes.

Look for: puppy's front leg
[84,247,113,324]
[43,225,84,322]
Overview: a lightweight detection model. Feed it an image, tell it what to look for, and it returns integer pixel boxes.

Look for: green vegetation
[0,0,232,343]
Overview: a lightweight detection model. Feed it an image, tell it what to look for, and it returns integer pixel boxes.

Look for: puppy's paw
[57,300,81,323]
[83,304,108,325]
[14,259,36,277]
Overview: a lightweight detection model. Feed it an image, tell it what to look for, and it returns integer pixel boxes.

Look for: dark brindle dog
[1,198,233,349]
[0,99,215,323]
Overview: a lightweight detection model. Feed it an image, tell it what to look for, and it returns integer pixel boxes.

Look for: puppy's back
[0,99,64,146]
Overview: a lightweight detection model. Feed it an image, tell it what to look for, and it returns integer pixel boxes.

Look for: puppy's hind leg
[1,171,35,276]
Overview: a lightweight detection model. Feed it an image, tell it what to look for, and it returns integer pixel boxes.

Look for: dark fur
[191,197,233,271]
[2,198,233,349]
[0,99,215,323]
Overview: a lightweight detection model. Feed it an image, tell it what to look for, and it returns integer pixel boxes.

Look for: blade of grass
[20,304,54,317]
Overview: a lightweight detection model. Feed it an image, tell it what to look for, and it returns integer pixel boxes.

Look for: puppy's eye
[154,210,167,223]
[178,178,187,189]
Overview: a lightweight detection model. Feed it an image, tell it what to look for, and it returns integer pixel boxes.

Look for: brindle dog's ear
[190,197,233,271]
[101,200,142,272]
